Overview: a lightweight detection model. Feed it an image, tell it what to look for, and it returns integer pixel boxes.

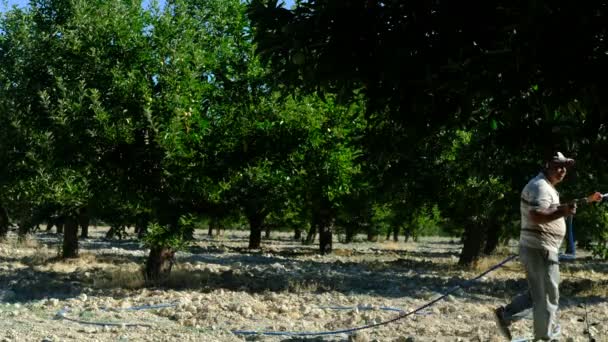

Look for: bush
[409,204,443,237]
[142,215,195,251]
[572,204,608,258]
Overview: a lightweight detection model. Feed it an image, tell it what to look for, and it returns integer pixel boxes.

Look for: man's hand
[559,202,577,216]
[587,192,603,203]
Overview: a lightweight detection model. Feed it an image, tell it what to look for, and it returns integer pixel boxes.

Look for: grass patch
[164,265,211,289]
[22,246,56,266]
[472,254,522,275]
[287,279,325,293]
[93,265,145,290]
[382,241,402,250]
[6,236,41,249]
[93,264,213,290]
[333,248,355,257]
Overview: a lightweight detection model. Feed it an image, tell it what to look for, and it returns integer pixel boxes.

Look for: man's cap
[548,152,575,166]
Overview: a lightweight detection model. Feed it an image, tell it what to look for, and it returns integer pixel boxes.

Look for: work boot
[494,306,512,340]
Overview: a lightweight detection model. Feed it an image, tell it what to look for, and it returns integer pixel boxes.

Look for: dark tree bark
[0,207,9,240]
[293,227,302,241]
[136,215,149,239]
[216,221,224,236]
[484,221,501,255]
[344,229,355,243]
[144,246,175,284]
[384,224,400,242]
[315,206,334,255]
[56,217,64,234]
[106,225,129,240]
[62,217,79,258]
[247,211,266,249]
[318,221,333,255]
[367,230,378,242]
[17,219,31,242]
[344,223,358,243]
[106,226,117,239]
[459,221,486,266]
[305,224,317,244]
[207,217,223,237]
[78,208,90,239]
[207,218,215,237]
[45,216,56,232]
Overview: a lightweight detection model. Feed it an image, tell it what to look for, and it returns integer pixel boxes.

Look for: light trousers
[503,246,560,340]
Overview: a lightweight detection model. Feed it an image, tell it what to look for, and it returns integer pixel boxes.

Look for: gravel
[0,228,606,342]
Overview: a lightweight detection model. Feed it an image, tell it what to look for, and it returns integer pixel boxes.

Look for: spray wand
[560,192,607,208]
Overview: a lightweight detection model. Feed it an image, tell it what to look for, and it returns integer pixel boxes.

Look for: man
[495,152,602,341]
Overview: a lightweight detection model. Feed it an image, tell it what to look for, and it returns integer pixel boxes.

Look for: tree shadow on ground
[1,246,519,304]
[3,233,608,311]
[0,266,85,302]
[171,253,519,301]
[561,256,608,274]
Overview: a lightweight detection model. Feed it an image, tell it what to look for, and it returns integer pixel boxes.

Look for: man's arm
[529,204,576,224]
[529,192,602,224]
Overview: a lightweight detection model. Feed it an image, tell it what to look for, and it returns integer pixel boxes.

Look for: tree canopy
[0,0,606,276]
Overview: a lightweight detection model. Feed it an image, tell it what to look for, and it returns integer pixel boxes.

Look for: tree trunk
[404,225,411,242]
[56,217,64,234]
[106,225,126,240]
[46,217,55,232]
[136,215,148,239]
[106,226,116,239]
[207,218,215,236]
[293,227,302,241]
[383,224,400,241]
[344,229,355,243]
[17,220,30,242]
[0,207,9,241]
[78,208,90,239]
[208,217,223,237]
[305,224,317,244]
[264,224,271,239]
[247,213,265,249]
[483,221,500,255]
[62,217,79,258]
[144,246,175,284]
[459,221,486,266]
[315,206,334,255]
[367,230,378,242]
[319,222,333,255]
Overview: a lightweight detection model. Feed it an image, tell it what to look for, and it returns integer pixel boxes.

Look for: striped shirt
[519,172,566,253]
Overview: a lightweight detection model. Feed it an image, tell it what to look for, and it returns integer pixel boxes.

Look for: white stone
[349,331,370,342]
[240,306,253,317]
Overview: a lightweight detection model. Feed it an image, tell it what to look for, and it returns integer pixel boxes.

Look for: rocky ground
[0,227,606,342]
